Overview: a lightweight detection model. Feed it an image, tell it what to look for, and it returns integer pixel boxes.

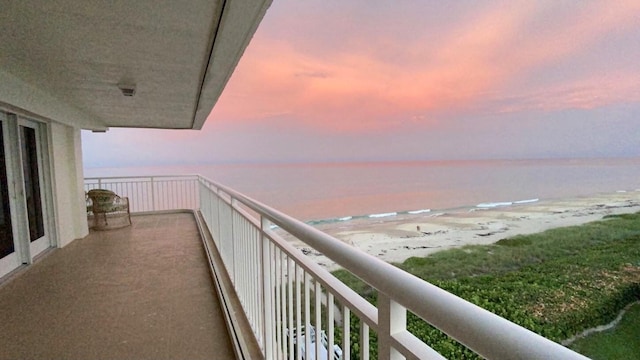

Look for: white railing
[85,174,589,360]
[84,175,199,213]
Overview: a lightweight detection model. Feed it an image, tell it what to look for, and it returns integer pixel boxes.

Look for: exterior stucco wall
[49,122,89,247]
[0,69,106,131]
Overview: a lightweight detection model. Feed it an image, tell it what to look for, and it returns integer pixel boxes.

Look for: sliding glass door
[19,119,49,257]
[0,113,53,278]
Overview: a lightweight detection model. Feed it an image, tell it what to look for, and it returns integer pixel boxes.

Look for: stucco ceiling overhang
[0,0,271,131]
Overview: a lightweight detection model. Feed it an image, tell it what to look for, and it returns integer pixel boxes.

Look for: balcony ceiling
[0,0,271,131]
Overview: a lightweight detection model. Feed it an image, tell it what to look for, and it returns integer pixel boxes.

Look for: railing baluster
[150,176,156,211]
[275,246,282,359]
[315,280,322,360]
[250,224,256,346]
[280,251,287,359]
[255,214,263,350]
[304,272,311,360]
[361,321,370,360]
[261,217,274,359]
[342,306,350,360]
[288,257,294,360]
[295,264,302,360]
[231,198,238,284]
[327,293,335,360]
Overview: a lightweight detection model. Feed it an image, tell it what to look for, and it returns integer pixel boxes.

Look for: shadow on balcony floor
[0,213,234,360]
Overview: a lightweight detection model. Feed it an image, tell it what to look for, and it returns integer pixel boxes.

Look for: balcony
[2,175,590,359]
[0,212,237,360]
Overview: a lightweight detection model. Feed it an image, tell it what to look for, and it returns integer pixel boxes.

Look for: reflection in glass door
[0,119,19,277]
[0,126,14,256]
[19,121,49,257]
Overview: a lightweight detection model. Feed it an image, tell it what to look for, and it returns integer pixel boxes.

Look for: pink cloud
[208,1,640,134]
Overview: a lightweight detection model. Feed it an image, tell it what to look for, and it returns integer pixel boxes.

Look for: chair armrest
[111,196,130,212]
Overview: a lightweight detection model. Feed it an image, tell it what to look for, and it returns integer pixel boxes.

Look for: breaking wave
[302,198,541,228]
[477,198,539,208]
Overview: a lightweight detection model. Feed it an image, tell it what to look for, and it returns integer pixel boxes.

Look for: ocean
[84,157,640,222]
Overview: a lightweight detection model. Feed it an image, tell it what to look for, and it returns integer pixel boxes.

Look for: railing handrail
[84,174,200,181]
[197,175,588,359]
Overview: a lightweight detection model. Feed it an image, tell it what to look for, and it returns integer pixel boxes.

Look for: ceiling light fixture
[118,83,136,97]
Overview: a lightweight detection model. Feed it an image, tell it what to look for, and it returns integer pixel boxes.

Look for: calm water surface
[85,158,640,221]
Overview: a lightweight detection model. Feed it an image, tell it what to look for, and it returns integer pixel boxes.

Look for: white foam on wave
[477,198,540,208]
[476,201,513,208]
[617,190,627,193]
[514,198,539,204]
[369,212,397,218]
[408,209,431,214]
[429,212,446,217]
[339,216,353,221]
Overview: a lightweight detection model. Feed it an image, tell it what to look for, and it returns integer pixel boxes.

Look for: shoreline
[285,190,640,270]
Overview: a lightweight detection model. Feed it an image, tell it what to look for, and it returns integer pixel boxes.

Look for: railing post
[215,187,222,243]
[150,176,156,211]
[342,306,350,359]
[192,177,199,209]
[378,293,406,360]
[216,188,223,263]
[261,216,274,359]
[231,198,237,283]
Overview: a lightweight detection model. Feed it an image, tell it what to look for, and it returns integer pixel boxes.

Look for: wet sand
[286,190,640,270]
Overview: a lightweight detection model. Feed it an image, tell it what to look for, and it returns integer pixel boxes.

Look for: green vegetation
[333,212,640,359]
[570,302,640,359]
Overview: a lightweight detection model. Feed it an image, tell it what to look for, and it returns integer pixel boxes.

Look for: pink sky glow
[83,1,640,167]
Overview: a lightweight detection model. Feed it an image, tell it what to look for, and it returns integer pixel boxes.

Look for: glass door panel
[19,120,49,256]
[0,126,14,256]
[20,126,45,241]
[0,118,19,277]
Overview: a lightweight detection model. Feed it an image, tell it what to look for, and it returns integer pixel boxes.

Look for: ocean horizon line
[83,155,640,172]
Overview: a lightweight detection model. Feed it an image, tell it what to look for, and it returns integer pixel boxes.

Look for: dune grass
[332,212,640,358]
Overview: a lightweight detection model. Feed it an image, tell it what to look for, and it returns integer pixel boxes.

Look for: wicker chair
[87,189,132,230]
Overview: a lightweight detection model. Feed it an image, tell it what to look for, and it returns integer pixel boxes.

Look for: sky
[82,0,640,168]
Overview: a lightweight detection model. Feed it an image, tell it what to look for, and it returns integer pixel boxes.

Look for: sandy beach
[286,190,640,270]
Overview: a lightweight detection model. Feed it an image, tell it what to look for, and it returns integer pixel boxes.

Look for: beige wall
[49,122,89,247]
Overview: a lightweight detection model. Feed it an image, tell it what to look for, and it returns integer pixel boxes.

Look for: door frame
[0,114,21,278]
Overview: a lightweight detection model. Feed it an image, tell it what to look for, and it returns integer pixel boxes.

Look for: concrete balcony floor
[0,213,234,360]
